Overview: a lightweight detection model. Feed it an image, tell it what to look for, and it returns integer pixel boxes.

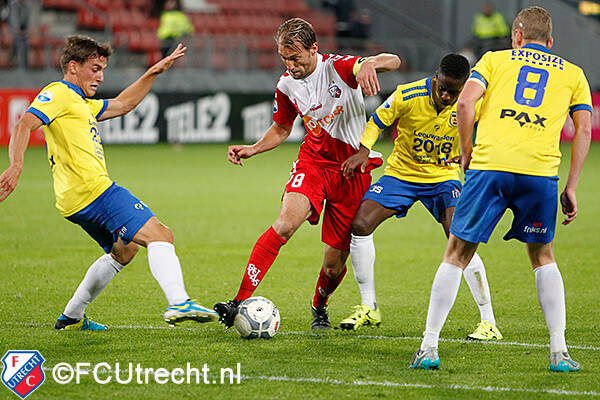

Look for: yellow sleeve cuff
[360,119,382,150]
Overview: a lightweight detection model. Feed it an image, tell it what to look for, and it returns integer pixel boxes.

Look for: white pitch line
[31,366,600,397]
[4,322,599,351]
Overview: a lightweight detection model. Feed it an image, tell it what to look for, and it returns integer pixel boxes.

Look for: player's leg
[132,216,219,325]
[312,170,371,330]
[411,234,479,369]
[439,206,500,340]
[214,191,313,327]
[311,245,349,330]
[56,239,137,331]
[340,199,395,330]
[412,170,508,369]
[237,191,312,300]
[528,241,580,371]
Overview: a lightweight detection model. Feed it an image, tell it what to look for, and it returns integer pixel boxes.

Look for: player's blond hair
[276,18,317,51]
[512,6,552,44]
[60,35,113,73]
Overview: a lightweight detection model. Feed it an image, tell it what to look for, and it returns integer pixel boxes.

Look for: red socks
[235,227,287,302]
[313,266,347,307]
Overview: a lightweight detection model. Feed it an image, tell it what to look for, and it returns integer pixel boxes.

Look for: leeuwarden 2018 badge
[2,351,46,399]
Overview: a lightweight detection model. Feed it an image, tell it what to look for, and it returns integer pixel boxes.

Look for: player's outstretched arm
[99,44,187,121]
[355,53,401,97]
[228,122,292,166]
[456,80,485,171]
[561,109,592,225]
[0,113,43,202]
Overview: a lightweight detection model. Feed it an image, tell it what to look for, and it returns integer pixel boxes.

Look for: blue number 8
[514,65,549,107]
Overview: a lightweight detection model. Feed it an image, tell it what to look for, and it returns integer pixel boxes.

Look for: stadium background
[0,0,598,146]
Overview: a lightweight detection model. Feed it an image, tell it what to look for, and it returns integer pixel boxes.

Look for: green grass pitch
[0,142,598,399]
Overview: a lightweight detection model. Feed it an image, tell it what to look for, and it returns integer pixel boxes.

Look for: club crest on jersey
[1,350,46,399]
[449,111,457,127]
[37,91,53,103]
[328,84,342,98]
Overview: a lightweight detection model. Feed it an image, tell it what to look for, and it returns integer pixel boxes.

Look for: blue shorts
[66,183,155,253]
[450,170,558,244]
[362,175,462,222]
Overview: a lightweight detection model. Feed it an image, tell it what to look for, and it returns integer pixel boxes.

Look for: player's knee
[112,243,138,266]
[272,220,297,240]
[323,263,345,279]
[151,220,174,244]
[352,215,374,237]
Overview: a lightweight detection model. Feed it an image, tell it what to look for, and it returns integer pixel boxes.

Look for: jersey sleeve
[88,98,109,120]
[332,55,362,89]
[469,51,494,91]
[360,87,405,149]
[272,87,298,126]
[26,85,68,125]
[569,68,593,115]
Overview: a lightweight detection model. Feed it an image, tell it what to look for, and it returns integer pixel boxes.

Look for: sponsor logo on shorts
[452,188,461,198]
[118,226,128,238]
[369,185,383,194]
[134,201,148,210]
[524,222,547,234]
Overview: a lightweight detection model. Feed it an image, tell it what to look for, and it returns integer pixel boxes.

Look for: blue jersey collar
[522,43,551,54]
[60,80,86,99]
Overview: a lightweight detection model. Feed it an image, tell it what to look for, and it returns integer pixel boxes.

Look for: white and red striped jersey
[273,53,382,172]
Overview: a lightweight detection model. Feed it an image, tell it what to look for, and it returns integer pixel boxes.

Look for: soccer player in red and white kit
[215,18,400,329]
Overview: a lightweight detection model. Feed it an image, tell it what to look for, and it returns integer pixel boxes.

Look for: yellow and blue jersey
[27,80,111,216]
[361,77,472,183]
[469,43,592,176]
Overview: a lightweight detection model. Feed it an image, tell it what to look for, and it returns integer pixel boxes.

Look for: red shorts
[284,160,371,251]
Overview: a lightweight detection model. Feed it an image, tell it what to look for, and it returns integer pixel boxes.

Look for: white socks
[350,234,377,309]
[421,262,462,350]
[147,241,189,305]
[63,254,124,320]
[463,253,496,326]
[535,262,567,353]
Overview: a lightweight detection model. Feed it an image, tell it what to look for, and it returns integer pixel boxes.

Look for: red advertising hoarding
[0,89,45,146]
[0,89,598,146]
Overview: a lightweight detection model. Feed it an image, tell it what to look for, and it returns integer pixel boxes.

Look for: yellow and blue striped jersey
[27,80,111,216]
[469,43,592,176]
[361,77,472,183]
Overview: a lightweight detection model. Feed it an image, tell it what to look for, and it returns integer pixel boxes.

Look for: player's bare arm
[228,122,293,166]
[0,113,43,202]
[355,53,401,97]
[560,109,592,225]
[341,144,370,178]
[99,44,186,121]
[456,80,485,171]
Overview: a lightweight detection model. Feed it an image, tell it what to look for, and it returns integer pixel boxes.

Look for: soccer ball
[234,296,280,339]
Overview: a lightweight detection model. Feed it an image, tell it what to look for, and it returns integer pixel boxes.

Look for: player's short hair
[276,18,317,51]
[438,53,470,81]
[512,6,552,43]
[60,35,113,73]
